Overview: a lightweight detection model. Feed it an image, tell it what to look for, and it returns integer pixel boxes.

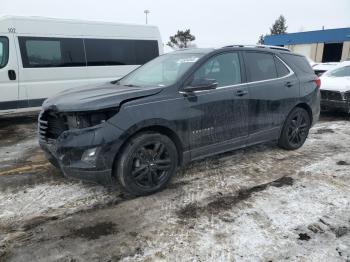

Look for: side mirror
[184,78,218,93]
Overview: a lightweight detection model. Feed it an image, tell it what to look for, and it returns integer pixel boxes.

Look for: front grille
[39,111,68,141]
[38,115,48,142]
[321,90,343,101]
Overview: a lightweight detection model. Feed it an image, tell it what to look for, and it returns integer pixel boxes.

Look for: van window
[245,52,277,82]
[19,37,85,67]
[0,37,9,68]
[193,52,241,87]
[84,39,159,66]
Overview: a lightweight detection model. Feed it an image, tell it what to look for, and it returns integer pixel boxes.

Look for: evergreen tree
[270,15,288,35]
[167,29,196,49]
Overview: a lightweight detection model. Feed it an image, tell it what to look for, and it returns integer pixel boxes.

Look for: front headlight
[81,147,100,167]
[66,107,119,129]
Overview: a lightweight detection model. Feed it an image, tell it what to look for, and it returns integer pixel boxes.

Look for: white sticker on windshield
[177,57,200,64]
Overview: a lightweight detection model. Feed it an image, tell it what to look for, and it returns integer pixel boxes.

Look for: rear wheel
[115,132,178,196]
[278,107,311,150]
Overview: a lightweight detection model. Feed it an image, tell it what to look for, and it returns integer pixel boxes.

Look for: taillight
[314,78,321,88]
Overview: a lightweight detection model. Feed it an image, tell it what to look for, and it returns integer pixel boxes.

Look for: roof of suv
[170,45,292,55]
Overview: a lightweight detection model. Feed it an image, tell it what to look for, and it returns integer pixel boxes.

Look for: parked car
[0,16,162,115]
[320,61,350,113]
[313,62,339,76]
[39,46,320,196]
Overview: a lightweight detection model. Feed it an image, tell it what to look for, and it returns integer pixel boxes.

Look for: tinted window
[0,37,9,68]
[281,54,314,74]
[84,39,159,66]
[245,52,277,82]
[192,52,241,87]
[274,56,290,77]
[327,66,350,77]
[19,37,85,68]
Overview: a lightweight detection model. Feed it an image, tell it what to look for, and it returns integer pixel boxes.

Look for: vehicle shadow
[319,111,350,122]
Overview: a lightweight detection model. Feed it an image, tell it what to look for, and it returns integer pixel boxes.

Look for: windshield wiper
[110,80,120,85]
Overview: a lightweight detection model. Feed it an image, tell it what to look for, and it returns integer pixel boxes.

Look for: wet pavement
[0,112,349,261]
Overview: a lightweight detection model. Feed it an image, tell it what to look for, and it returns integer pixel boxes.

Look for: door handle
[285,81,293,88]
[235,90,248,96]
[8,70,16,81]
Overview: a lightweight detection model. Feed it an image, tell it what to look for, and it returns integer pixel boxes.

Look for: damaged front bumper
[39,117,125,185]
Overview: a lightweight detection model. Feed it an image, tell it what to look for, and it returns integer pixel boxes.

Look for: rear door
[0,33,19,111]
[243,51,299,144]
[184,51,249,158]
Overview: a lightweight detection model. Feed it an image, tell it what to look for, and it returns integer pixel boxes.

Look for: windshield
[117,52,205,87]
[327,66,350,77]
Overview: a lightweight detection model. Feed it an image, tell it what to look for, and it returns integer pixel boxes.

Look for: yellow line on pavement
[0,163,51,176]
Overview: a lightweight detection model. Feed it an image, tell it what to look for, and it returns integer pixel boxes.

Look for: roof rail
[224,44,291,52]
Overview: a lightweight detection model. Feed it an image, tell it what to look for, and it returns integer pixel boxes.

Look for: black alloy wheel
[131,142,172,189]
[116,132,178,196]
[278,107,311,150]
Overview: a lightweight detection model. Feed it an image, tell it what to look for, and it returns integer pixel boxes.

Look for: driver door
[183,51,249,159]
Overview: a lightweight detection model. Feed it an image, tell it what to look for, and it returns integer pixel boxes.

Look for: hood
[42,82,163,112]
[320,76,350,93]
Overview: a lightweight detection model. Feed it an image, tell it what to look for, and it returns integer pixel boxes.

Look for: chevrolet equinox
[39,46,321,196]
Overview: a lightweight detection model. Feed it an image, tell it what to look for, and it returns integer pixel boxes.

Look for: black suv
[39,46,320,196]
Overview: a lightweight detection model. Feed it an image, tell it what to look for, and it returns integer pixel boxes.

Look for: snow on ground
[191,154,350,261]
[0,138,37,165]
[0,183,120,229]
[0,118,349,261]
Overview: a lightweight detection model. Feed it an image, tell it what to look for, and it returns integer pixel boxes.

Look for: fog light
[81,147,99,165]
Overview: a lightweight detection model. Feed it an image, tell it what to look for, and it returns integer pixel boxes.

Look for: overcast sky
[2,0,350,50]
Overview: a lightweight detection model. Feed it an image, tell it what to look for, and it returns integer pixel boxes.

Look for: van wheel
[115,132,178,196]
[278,107,311,150]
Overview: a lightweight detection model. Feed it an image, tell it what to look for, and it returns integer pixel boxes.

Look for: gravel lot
[0,112,349,262]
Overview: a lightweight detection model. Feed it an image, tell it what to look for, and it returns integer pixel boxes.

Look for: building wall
[341,41,350,61]
[264,27,350,63]
[290,44,312,58]
[284,42,350,62]
[315,43,324,62]
[285,43,323,62]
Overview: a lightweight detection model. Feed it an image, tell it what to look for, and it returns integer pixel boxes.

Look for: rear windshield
[0,37,9,68]
[281,53,314,75]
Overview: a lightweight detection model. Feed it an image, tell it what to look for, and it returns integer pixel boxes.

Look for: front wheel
[115,132,178,196]
[278,107,311,150]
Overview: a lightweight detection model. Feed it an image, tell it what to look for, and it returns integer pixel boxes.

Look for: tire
[278,107,311,150]
[115,132,178,196]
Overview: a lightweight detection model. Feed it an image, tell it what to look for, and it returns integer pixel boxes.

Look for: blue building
[264,28,350,62]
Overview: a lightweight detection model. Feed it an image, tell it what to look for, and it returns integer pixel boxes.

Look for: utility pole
[144,10,150,24]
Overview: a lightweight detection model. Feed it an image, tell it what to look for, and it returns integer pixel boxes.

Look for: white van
[0,16,163,114]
